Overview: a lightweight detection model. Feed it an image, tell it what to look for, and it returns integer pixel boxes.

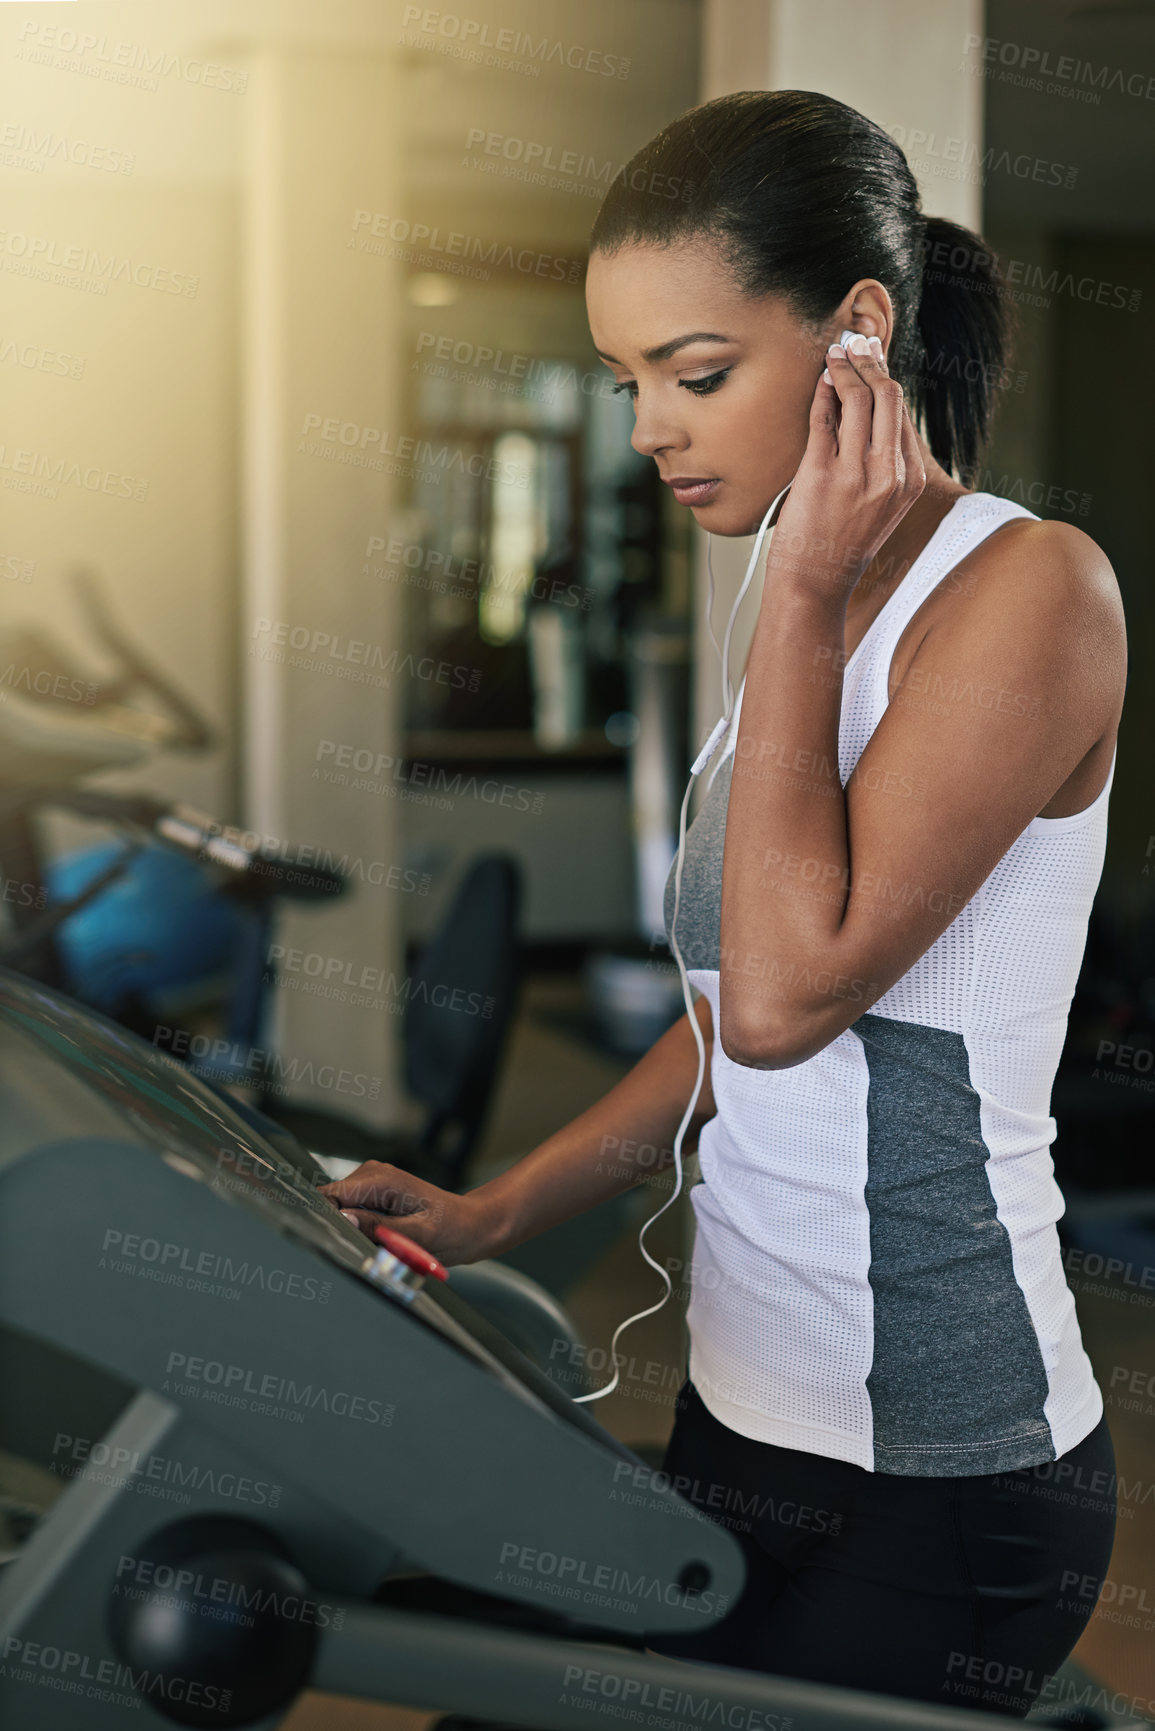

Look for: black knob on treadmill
[677,1560,712,1594]
[107,1515,319,1727]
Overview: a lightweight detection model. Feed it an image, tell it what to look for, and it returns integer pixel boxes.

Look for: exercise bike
[0,567,524,1195]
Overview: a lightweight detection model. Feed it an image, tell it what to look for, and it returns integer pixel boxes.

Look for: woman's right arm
[319,992,716,1266]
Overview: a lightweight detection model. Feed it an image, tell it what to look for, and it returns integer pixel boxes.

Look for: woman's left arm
[719,341,1126,1069]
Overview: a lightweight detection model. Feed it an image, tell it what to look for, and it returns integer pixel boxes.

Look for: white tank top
[662,491,1116,1475]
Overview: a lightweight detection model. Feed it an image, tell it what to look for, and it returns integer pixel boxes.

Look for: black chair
[267,852,524,1193]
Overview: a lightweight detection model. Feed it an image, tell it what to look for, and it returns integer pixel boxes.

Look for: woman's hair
[589,90,1017,480]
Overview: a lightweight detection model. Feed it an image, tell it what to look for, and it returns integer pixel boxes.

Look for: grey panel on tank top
[662,752,733,972]
[854,1011,1054,1473]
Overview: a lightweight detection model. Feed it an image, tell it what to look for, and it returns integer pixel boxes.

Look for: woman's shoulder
[964,502,1121,616]
[942,502,1125,673]
[896,498,1127,746]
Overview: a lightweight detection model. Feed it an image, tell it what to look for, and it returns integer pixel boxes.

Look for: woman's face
[585,237,832,537]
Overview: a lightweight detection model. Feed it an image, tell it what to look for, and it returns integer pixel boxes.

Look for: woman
[323,91,1126,1718]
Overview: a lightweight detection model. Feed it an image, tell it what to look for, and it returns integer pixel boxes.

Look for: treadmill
[0,966,1052,1728]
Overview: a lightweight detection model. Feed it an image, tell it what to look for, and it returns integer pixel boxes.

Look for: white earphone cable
[573,476,794,1403]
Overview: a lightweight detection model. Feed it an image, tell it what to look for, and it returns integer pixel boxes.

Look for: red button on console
[372,1224,449,1282]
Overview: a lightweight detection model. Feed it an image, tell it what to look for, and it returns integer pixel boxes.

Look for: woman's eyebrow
[593,331,739,366]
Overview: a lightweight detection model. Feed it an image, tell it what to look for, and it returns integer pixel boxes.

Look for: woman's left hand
[768,334,926,604]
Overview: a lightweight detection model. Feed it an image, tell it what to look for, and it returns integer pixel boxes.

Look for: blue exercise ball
[44,840,244,1010]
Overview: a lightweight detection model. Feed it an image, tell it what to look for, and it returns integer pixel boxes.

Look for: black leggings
[646,1379,1118,1718]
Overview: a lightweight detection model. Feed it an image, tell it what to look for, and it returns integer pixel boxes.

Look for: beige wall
[239,45,407,1122]
[0,179,239,817]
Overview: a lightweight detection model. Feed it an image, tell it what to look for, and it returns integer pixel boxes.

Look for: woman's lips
[666,477,720,505]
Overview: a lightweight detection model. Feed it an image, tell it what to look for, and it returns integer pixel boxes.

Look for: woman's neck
[848,448,967,619]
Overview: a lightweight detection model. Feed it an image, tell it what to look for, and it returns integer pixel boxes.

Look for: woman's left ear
[843,280,894,352]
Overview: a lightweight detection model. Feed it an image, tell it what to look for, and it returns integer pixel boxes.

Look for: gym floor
[281,970,1155,1728]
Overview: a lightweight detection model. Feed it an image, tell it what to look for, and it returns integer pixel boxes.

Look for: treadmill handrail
[310,1600,1036,1731]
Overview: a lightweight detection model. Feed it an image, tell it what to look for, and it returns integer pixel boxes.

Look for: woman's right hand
[317,1160,497,1268]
